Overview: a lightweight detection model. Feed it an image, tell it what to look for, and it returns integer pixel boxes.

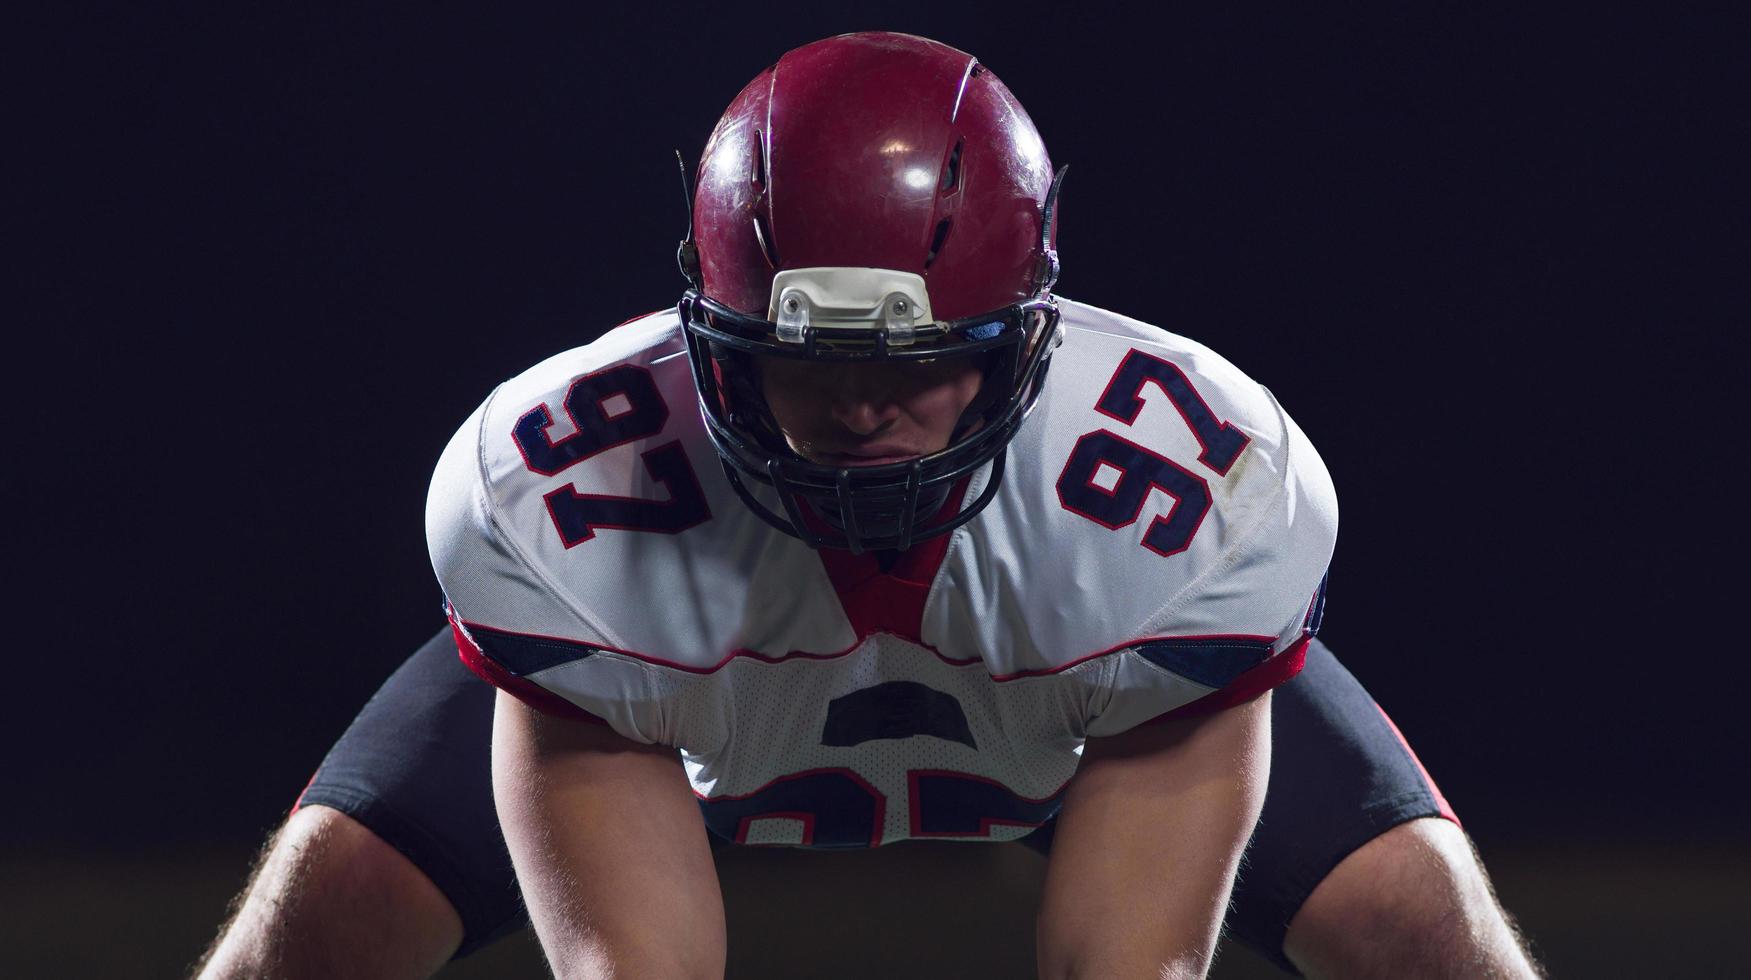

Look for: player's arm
[1036,692,1272,980]
[491,690,727,980]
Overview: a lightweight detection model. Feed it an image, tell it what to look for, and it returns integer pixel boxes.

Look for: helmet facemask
[679,272,1062,553]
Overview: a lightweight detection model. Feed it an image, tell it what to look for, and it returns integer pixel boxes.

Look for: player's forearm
[491,691,727,980]
[1036,695,1271,980]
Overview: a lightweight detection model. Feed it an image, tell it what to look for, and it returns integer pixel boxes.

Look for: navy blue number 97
[512,364,711,547]
[1056,349,1250,556]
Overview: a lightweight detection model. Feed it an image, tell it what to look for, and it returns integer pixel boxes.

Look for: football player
[196,32,1542,979]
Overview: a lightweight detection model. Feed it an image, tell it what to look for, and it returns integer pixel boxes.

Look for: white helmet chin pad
[768,267,934,346]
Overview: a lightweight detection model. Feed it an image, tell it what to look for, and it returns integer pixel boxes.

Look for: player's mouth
[812,444,923,467]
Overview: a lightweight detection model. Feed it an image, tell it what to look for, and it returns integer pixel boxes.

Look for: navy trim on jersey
[1133,636,1273,689]
[466,622,601,676]
[1304,571,1330,635]
[907,770,1066,838]
[698,768,888,849]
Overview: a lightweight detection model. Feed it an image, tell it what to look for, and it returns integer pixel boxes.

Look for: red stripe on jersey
[290,769,320,814]
[1374,703,1461,827]
[448,608,610,726]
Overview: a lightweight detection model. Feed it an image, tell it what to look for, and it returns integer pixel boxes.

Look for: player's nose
[827,372,901,435]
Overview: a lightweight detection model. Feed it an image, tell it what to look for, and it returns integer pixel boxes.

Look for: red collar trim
[809,475,972,643]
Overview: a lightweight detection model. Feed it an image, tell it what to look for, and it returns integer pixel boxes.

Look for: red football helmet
[677,31,1067,552]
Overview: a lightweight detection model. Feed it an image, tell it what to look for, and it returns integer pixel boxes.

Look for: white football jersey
[426,297,1337,847]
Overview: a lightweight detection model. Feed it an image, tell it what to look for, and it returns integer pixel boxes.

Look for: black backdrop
[11,5,1743,864]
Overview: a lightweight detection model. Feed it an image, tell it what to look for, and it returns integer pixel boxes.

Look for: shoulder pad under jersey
[426,309,866,740]
[922,297,1338,734]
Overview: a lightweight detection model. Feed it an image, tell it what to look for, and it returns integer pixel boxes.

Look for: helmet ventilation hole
[938,139,963,192]
[752,213,780,267]
[924,217,953,268]
[751,129,765,187]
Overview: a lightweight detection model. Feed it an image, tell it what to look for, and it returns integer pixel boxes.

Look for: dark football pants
[296,630,1454,974]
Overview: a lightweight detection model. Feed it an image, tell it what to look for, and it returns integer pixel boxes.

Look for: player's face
[757,355,985,466]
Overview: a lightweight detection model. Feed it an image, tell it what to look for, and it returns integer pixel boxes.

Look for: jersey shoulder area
[1048,295,1318,514]
[424,308,851,689]
[930,297,1338,708]
[491,308,688,416]
[1056,297,1274,417]
[427,308,709,647]
[448,308,696,527]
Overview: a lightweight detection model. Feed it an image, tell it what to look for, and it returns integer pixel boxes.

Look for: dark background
[9,3,1745,976]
